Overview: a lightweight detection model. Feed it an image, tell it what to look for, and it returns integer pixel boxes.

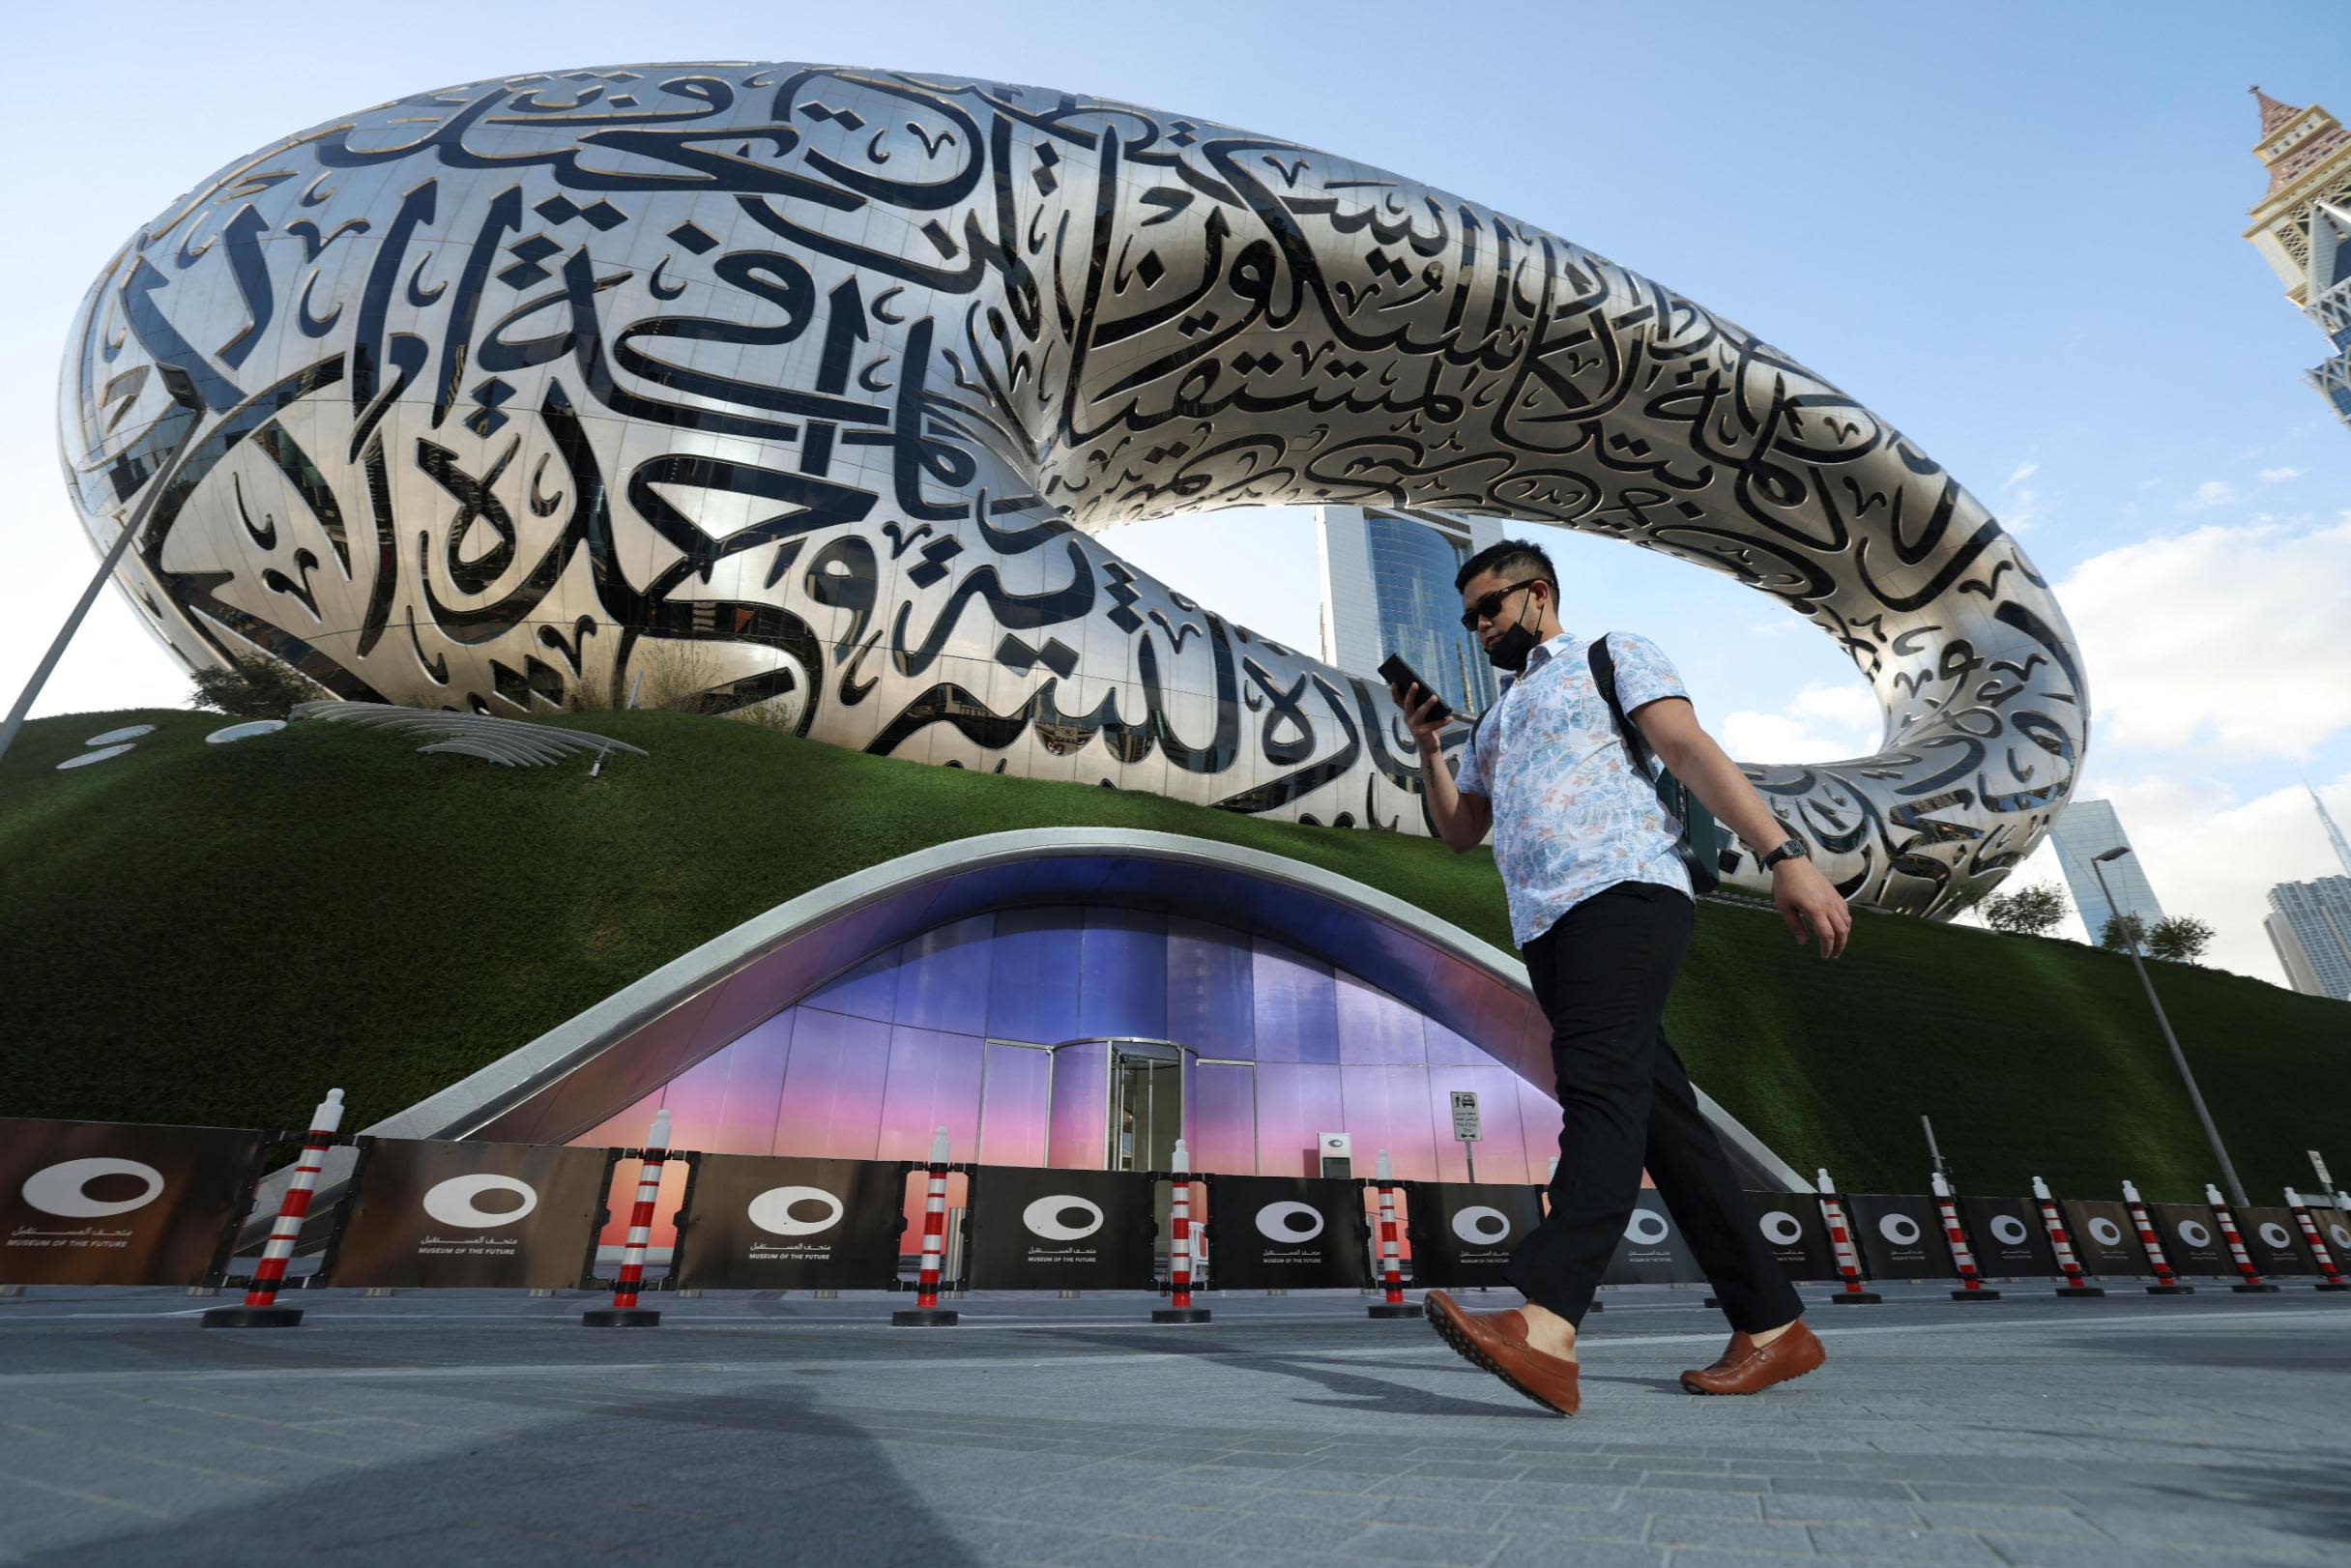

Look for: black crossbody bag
[1587,636,1723,895]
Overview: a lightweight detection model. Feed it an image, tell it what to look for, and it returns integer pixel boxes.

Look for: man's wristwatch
[1759,837,1811,872]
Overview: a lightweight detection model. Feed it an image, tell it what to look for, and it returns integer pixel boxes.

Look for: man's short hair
[1455,538,1558,597]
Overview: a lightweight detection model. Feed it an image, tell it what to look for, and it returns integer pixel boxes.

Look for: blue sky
[5,0,2347,984]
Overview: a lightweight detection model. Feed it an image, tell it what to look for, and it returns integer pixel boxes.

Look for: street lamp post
[2091,847,2249,1207]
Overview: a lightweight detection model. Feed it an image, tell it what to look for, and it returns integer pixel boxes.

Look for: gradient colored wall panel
[1078,907,1168,1040]
[1251,937,1339,1064]
[875,1025,984,1161]
[709,1013,794,1156]
[1046,1039,1110,1169]
[1254,1060,1348,1177]
[896,916,994,1033]
[771,1008,893,1159]
[804,950,899,1023]
[977,1043,1052,1167]
[985,908,1082,1043]
[1336,971,1425,1065]
[1167,915,1253,1058]
[1339,1064,1438,1180]
[1190,1061,1257,1176]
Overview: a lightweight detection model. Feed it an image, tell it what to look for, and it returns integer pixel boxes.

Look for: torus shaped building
[57,63,2088,917]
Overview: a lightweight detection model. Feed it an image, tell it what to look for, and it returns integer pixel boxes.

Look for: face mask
[1484,591,1541,673]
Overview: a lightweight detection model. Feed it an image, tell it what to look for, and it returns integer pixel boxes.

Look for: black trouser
[1501,881,1804,1333]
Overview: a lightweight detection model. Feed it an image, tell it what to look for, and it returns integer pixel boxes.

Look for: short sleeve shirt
[1453,630,1693,946]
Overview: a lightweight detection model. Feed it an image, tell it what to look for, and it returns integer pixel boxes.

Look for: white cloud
[1722,682,1882,764]
[2055,516,2351,759]
[2184,479,2236,508]
[2006,462,2039,485]
[2051,776,2349,986]
[2259,466,2305,482]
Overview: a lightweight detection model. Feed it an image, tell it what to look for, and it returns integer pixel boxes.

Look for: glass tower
[2049,799,2166,944]
[1317,507,1498,717]
[2265,877,2351,1000]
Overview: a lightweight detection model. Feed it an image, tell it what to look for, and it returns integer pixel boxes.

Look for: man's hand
[1386,680,1450,754]
[1773,857,1851,959]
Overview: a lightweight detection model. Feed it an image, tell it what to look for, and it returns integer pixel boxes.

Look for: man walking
[1391,539,1852,1417]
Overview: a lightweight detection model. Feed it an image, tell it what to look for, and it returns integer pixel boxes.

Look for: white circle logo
[2330,1222,2351,1250]
[421,1175,538,1229]
[2176,1219,2213,1249]
[20,1157,165,1218]
[1876,1213,1922,1247]
[1759,1210,1804,1245]
[1256,1201,1324,1243]
[1989,1214,2030,1246]
[1451,1205,1511,1246]
[2088,1218,2125,1248]
[1023,1195,1105,1241]
[746,1185,844,1236]
[1625,1209,1670,1246]
[2257,1222,2293,1250]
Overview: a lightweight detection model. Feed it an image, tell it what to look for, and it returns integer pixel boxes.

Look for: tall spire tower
[2312,782,2351,876]
[2243,86,2351,434]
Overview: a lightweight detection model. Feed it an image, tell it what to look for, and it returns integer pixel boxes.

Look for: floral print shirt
[1453,630,1694,946]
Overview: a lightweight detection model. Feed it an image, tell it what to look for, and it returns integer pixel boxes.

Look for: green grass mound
[3,707,2340,1203]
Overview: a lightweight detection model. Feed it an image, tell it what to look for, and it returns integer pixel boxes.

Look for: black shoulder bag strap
[1587,635,1722,895]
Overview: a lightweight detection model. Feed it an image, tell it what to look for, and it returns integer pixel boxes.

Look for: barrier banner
[0,1119,264,1287]
[1602,1190,1707,1284]
[2061,1199,2144,1275]
[1746,1192,1838,1281]
[2235,1206,2317,1276]
[330,1140,609,1290]
[1957,1196,2058,1275]
[1205,1175,1370,1291]
[2319,1208,2351,1258]
[2148,1202,2234,1276]
[670,1154,907,1291]
[1845,1194,1958,1279]
[1402,1182,1545,1288]
[964,1167,1156,1291]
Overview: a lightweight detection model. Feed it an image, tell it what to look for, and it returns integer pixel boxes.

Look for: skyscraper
[1316,507,1502,718]
[2265,877,2351,1001]
[2311,783,2351,876]
[2049,799,2167,944]
[2243,87,2351,435]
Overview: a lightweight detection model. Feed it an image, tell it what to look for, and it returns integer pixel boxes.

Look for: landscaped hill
[3,706,2341,1204]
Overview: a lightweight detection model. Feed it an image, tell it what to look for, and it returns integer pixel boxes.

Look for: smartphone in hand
[1378,654,1454,724]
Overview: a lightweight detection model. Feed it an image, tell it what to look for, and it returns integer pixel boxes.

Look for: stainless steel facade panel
[59,63,2088,915]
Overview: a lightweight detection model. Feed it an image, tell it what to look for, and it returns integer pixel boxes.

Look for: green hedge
[3,707,2341,1204]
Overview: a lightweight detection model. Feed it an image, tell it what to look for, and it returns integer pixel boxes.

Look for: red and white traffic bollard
[1368,1149,1417,1320]
[584,1108,671,1327]
[1153,1138,1210,1323]
[204,1089,345,1328]
[1816,1169,1881,1305]
[1931,1172,2000,1302]
[2122,1180,2193,1295]
[2030,1176,2105,1297]
[894,1126,958,1326]
[2283,1188,2347,1292]
[2203,1184,2281,1294]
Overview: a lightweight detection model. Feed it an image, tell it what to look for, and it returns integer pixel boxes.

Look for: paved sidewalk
[0,1284,2345,1565]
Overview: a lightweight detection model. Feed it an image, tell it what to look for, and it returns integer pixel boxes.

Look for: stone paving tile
[1759,1494,1926,1526]
[1640,1470,1768,1493]
[1907,1501,2104,1536]
[1804,1524,2004,1562]
[1642,1514,1819,1554]
[1489,1540,1668,1568]
[1766,1477,1917,1500]
[1347,1523,1509,1565]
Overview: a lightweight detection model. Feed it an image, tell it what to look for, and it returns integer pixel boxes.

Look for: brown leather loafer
[1423,1291,1580,1415]
[1680,1320,1826,1395]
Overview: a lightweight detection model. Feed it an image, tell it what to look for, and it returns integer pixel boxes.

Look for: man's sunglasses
[1459,579,1543,631]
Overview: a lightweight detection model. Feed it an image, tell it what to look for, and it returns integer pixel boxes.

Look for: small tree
[1982,882,2069,936]
[2145,915,2216,965]
[189,653,316,719]
[2099,912,2148,952]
